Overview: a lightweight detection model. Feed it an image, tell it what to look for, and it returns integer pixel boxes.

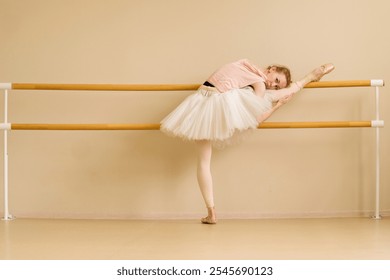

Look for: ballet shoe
[201,216,217,225]
[312,63,335,82]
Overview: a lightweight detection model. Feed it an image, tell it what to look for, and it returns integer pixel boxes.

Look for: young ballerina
[161,59,335,224]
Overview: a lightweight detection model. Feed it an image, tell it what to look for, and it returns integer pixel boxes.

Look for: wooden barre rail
[2,80,384,91]
[11,83,200,91]
[7,121,375,130]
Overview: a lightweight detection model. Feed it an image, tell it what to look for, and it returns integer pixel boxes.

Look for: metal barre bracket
[371,80,385,87]
[0,123,11,130]
[371,120,385,127]
[0,83,12,90]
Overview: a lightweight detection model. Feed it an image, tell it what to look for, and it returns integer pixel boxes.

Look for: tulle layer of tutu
[160,86,272,147]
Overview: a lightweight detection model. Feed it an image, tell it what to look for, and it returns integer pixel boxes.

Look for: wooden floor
[1,217,389,260]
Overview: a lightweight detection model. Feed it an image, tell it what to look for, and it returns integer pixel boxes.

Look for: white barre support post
[373,86,381,219]
[2,89,12,220]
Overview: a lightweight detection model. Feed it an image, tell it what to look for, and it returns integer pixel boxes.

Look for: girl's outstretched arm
[267,63,335,102]
[257,63,335,123]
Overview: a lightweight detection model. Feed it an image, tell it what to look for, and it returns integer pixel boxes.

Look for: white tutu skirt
[160,85,272,147]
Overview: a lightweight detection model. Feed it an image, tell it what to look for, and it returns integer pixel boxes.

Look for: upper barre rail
[0,80,385,91]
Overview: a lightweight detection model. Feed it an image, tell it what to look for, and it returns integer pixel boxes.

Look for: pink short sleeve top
[207,59,268,92]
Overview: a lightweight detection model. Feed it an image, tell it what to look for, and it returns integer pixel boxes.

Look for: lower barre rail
[2,121,382,130]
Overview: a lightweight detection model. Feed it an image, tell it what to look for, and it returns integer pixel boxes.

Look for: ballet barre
[0,80,385,221]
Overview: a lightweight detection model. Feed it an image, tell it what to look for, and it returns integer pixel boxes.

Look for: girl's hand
[276,93,293,106]
[257,94,292,123]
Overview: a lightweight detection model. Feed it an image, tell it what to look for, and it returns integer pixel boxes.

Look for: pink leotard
[207,59,267,93]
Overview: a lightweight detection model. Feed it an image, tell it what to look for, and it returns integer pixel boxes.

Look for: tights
[196,140,214,207]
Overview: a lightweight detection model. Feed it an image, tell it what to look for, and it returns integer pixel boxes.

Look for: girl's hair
[267,65,292,87]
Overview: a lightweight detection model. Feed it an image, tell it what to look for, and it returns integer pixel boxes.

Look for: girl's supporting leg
[196,140,217,224]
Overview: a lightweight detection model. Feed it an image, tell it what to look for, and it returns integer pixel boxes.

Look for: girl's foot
[201,216,217,224]
[311,63,335,82]
[201,207,217,224]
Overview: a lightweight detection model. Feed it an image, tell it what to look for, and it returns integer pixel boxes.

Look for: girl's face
[265,67,288,90]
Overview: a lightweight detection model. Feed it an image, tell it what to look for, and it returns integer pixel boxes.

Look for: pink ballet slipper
[312,63,335,82]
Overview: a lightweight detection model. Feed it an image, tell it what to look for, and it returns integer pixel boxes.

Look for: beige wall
[0,0,389,219]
